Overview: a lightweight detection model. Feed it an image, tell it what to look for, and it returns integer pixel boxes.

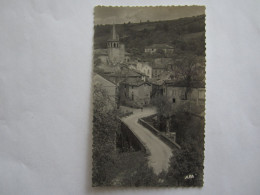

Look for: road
[121,107,173,175]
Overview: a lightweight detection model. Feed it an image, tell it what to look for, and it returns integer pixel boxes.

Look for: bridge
[119,107,173,175]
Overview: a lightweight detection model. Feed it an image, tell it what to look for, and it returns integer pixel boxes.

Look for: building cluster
[93,24,205,115]
[144,44,174,55]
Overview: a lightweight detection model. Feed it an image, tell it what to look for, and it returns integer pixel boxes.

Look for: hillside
[94,15,205,57]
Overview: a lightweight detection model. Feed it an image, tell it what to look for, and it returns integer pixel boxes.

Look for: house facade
[136,62,153,78]
[162,81,205,114]
[119,78,152,107]
[93,73,117,107]
[152,66,165,78]
[145,44,174,55]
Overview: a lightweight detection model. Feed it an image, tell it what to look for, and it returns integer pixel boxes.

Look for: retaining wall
[138,118,181,150]
[120,121,149,155]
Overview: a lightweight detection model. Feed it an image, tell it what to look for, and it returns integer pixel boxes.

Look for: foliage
[151,93,204,186]
[174,54,205,99]
[112,152,159,186]
[151,96,173,118]
[164,115,204,186]
[164,146,204,186]
[94,15,205,56]
[92,84,118,186]
[93,57,101,67]
[151,96,174,132]
[92,85,160,186]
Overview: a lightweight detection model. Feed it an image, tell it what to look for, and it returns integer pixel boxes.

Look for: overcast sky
[94,6,205,25]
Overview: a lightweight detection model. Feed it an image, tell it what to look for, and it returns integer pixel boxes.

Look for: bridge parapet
[138,118,181,150]
[119,119,151,156]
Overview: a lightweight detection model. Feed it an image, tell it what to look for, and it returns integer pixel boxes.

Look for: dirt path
[121,107,173,175]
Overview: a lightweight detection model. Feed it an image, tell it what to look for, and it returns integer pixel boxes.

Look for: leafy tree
[151,96,173,132]
[93,57,101,67]
[164,115,204,186]
[175,54,203,99]
[165,147,203,186]
[92,84,118,186]
[163,23,169,32]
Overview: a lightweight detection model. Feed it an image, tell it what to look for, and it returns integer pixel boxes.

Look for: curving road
[121,107,173,175]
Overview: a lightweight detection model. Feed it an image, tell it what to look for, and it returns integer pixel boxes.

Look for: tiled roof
[150,63,167,69]
[93,73,116,85]
[107,67,144,77]
[148,78,165,86]
[121,77,151,87]
[154,58,173,65]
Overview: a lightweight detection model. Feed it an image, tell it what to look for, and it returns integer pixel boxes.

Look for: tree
[151,96,173,133]
[175,55,202,99]
[92,84,118,186]
[164,115,205,186]
[94,57,102,67]
[163,23,169,32]
[164,147,203,186]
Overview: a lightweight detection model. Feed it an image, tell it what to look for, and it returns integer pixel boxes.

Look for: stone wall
[119,121,149,154]
[138,117,181,150]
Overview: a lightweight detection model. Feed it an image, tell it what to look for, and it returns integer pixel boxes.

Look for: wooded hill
[94,15,205,57]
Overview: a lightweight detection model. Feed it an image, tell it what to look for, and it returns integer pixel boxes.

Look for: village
[93,23,205,118]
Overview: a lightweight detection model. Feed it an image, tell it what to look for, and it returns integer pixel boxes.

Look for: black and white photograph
[1,0,260,194]
[92,6,206,187]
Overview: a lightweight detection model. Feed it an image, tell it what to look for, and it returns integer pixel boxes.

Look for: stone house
[119,78,152,107]
[101,66,146,84]
[136,62,153,78]
[154,58,173,68]
[151,63,167,78]
[162,80,205,114]
[145,44,174,55]
[93,73,117,107]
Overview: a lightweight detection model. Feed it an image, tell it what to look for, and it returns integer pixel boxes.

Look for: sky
[94,6,205,25]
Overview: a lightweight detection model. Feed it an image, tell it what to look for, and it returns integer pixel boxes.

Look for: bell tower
[107,23,123,65]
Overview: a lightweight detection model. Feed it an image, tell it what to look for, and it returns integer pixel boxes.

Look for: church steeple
[107,23,119,48]
[107,22,125,65]
[110,22,119,41]
[112,23,117,40]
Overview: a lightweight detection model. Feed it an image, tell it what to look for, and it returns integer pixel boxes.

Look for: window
[132,92,134,100]
[172,98,175,103]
